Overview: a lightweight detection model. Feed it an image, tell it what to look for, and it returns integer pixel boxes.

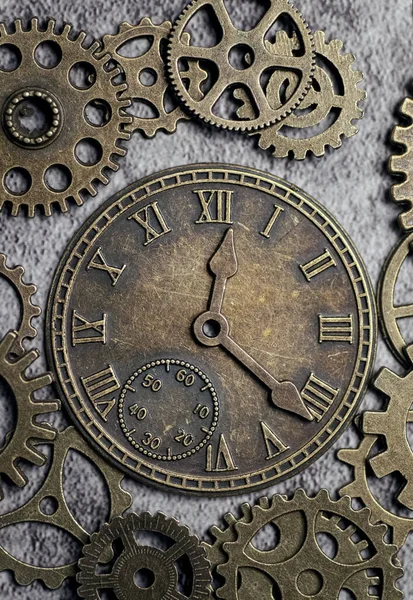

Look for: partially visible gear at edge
[338,435,413,550]
[0,254,41,356]
[0,426,132,589]
[253,30,365,159]
[77,512,211,600]
[389,97,413,231]
[211,489,403,599]
[0,18,132,217]
[98,17,190,137]
[0,331,59,499]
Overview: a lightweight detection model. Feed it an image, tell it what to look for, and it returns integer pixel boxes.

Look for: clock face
[47,164,376,494]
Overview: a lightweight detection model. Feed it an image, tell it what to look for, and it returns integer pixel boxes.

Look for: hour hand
[208,228,238,314]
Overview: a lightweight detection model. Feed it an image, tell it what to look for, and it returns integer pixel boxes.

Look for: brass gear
[0,253,41,356]
[0,331,59,499]
[77,512,211,600]
[98,18,190,137]
[0,426,131,589]
[252,31,365,159]
[338,435,413,550]
[205,500,380,600]
[214,489,403,599]
[167,0,315,131]
[363,366,413,510]
[389,97,413,231]
[0,18,131,217]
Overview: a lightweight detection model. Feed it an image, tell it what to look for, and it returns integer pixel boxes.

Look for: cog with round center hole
[211,490,403,599]
[0,18,131,217]
[77,512,211,600]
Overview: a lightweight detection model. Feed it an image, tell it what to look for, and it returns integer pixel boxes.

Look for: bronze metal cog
[98,18,190,137]
[252,30,365,159]
[389,97,413,231]
[77,512,211,600]
[0,426,131,589]
[363,366,413,511]
[0,18,132,217]
[167,0,315,131]
[338,435,413,550]
[378,232,413,366]
[0,331,59,499]
[0,253,41,356]
[212,489,403,599]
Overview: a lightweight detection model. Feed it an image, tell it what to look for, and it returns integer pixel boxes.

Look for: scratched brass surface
[46,164,377,494]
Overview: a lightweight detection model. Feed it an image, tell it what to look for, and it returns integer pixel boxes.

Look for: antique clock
[47,164,376,494]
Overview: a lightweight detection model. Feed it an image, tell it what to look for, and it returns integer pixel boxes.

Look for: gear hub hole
[84,99,112,127]
[134,568,155,589]
[0,43,21,72]
[228,44,255,70]
[3,167,32,196]
[13,96,55,139]
[203,319,221,338]
[75,138,103,166]
[296,569,323,596]
[44,164,72,192]
[139,68,158,87]
[69,61,97,90]
[34,41,62,69]
[39,495,59,516]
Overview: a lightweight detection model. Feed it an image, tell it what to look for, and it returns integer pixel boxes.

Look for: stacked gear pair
[101,0,365,159]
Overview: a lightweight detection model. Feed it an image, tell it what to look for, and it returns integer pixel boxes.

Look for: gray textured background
[0,0,413,597]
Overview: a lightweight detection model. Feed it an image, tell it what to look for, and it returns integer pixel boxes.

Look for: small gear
[213,489,403,599]
[338,436,413,550]
[0,253,41,356]
[0,331,59,499]
[77,512,211,600]
[167,0,315,131]
[253,30,365,159]
[389,97,413,231]
[363,366,413,510]
[0,18,131,217]
[0,426,131,589]
[98,18,189,137]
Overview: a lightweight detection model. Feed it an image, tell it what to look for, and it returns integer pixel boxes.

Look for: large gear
[212,489,403,599]
[389,97,413,231]
[252,30,365,159]
[0,331,59,500]
[363,366,413,510]
[77,511,211,600]
[0,426,132,589]
[167,0,315,132]
[338,436,413,550]
[0,253,41,356]
[98,18,190,137]
[0,18,131,217]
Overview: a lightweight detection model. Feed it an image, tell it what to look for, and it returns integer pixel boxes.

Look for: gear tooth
[397,481,413,511]
[362,411,387,435]
[46,19,57,33]
[210,525,225,539]
[15,19,23,32]
[0,331,19,358]
[0,23,7,36]
[72,192,84,207]
[27,373,54,393]
[257,497,269,509]
[223,512,238,525]
[373,368,400,395]
[400,97,413,120]
[16,348,40,371]
[10,202,20,217]
[338,482,359,499]
[27,204,36,218]
[62,23,72,38]
[31,17,39,31]
[76,30,87,45]
[240,504,252,519]
[89,40,101,54]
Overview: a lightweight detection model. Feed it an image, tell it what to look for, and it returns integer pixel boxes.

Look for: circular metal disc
[47,164,377,495]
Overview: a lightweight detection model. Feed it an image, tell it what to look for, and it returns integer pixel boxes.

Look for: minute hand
[219,332,314,421]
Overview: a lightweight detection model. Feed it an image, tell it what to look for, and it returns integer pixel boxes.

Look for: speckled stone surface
[0,0,412,597]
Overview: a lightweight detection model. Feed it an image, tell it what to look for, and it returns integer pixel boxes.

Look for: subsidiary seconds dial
[118,359,219,461]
